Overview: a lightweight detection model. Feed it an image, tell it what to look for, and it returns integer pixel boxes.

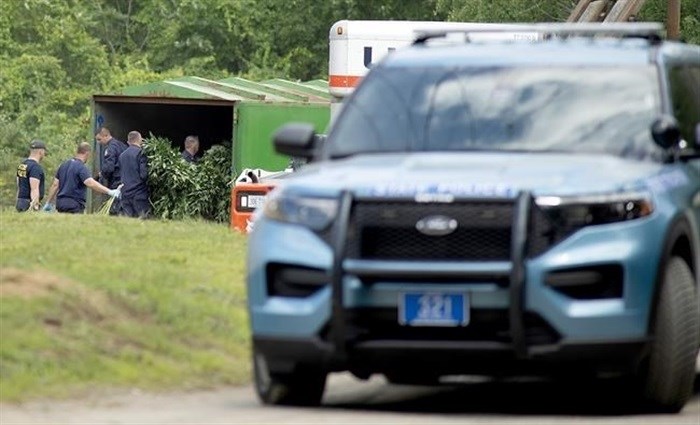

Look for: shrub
[143,135,232,223]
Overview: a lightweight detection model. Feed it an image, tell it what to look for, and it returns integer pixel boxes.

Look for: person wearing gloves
[95,127,128,215]
[43,142,121,214]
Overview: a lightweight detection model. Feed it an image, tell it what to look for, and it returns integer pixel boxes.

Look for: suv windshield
[328,66,662,160]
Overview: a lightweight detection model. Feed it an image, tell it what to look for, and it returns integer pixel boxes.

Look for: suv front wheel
[637,256,699,412]
[253,351,327,406]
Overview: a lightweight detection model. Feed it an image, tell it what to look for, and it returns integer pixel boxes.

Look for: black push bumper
[254,335,649,376]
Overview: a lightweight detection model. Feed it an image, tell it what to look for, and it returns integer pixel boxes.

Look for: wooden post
[568,0,594,22]
[604,0,648,22]
[579,0,609,22]
[667,0,681,40]
[605,0,633,22]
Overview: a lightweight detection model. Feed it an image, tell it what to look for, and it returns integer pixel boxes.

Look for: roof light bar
[413,22,664,44]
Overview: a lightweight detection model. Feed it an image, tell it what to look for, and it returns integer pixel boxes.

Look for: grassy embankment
[0,211,249,402]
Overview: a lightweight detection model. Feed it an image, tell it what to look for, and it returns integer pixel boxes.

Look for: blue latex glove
[42,203,54,212]
[107,189,121,199]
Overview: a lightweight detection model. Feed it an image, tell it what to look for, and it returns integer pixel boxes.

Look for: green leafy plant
[195,145,235,222]
[143,135,232,222]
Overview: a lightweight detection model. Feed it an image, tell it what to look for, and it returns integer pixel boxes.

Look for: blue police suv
[246,23,700,412]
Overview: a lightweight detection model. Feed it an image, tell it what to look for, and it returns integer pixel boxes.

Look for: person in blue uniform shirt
[95,127,128,214]
[119,131,150,218]
[43,142,121,214]
[15,139,47,212]
[181,135,200,163]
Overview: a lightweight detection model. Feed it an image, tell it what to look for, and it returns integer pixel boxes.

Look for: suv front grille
[345,200,514,261]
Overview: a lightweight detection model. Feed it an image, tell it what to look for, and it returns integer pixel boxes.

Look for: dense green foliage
[436,0,576,21]
[143,136,232,222]
[1,0,697,210]
[0,211,249,401]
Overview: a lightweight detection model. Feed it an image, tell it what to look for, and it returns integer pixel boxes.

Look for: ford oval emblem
[415,215,458,236]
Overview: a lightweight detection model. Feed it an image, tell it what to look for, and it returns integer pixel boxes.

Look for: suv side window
[668,65,700,144]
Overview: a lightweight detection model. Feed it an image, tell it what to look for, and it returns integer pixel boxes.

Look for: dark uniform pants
[109,198,122,215]
[121,197,150,218]
[56,197,85,214]
[15,198,30,212]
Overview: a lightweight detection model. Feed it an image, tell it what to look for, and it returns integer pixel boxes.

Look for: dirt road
[2,372,699,425]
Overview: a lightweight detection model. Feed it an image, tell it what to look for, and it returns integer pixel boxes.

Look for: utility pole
[667,0,681,40]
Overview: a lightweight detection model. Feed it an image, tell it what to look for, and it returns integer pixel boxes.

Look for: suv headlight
[263,193,338,231]
[535,191,654,230]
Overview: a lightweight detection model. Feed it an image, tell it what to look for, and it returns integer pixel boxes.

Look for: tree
[246,0,446,80]
[638,0,700,44]
[436,0,576,22]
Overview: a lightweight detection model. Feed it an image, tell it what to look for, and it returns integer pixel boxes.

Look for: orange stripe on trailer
[329,74,363,88]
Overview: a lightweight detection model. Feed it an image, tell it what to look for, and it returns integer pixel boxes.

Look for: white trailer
[328,20,541,118]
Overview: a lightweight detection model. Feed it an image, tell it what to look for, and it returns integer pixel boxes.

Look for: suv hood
[291,152,664,197]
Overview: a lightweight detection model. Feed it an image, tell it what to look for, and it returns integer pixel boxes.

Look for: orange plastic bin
[230,183,276,233]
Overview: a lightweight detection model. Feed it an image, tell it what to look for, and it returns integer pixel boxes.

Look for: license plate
[242,194,266,209]
[399,292,469,327]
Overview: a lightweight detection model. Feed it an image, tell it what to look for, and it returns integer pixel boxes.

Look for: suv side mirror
[273,123,317,159]
[651,115,681,149]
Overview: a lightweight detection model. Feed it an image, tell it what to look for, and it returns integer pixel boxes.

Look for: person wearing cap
[15,140,47,212]
[181,135,200,163]
[95,127,128,214]
[43,142,121,214]
[118,131,150,218]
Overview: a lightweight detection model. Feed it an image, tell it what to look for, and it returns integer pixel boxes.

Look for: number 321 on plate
[399,292,470,327]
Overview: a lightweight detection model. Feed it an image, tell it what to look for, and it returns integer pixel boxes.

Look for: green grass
[0,210,250,402]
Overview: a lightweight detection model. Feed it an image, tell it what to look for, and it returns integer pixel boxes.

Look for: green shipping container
[91,76,330,180]
[234,102,328,175]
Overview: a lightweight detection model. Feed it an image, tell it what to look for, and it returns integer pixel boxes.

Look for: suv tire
[253,352,327,406]
[638,256,699,413]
